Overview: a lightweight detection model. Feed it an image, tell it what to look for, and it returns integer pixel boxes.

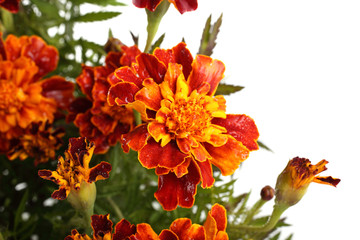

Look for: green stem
[107,197,124,220]
[134,109,142,126]
[231,203,288,233]
[144,1,170,53]
[1,8,15,33]
[243,199,266,225]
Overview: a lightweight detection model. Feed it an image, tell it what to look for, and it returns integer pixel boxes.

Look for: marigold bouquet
[0,1,340,240]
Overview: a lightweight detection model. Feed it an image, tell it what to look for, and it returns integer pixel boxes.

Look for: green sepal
[215,83,244,95]
[198,14,223,56]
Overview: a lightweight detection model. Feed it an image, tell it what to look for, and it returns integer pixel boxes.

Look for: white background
[76,1,360,239]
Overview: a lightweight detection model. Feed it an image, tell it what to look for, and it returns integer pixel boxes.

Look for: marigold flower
[132,0,197,14]
[68,46,141,154]
[65,204,228,240]
[0,33,74,152]
[38,137,112,200]
[0,0,20,13]
[7,121,65,165]
[275,157,341,207]
[108,42,259,210]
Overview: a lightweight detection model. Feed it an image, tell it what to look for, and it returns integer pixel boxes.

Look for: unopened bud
[261,185,275,201]
[104,37,124,53]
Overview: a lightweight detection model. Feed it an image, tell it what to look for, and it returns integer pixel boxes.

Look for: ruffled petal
[172,42,193,79]
[91,113,117,135]
[195,160,214,188]
[135,78,162,111]
[138,138,186,169]
[313,176,341,187]
[132,0,162,11]
[51,186,69,200]
[148,122,171,147]
[132,223,159,240]
[170,219,205,240]
[212,114,259,151]
[205,136,249,176]
[170,0,198,14]
[88,161,112,183]
[41,76,74,109]
[76,65,94,99]
[159,63,183,99]
[154,160,200,210]
[136,53,167,84]
[121,124,150,152]
[91,214,113,239]
[113,67,143,88]
[0,0,20,13]
[113,219,136,240]
[187,55,225,96]
[107,82,140,106]
[159,230,179,240]
[120,45,142,66]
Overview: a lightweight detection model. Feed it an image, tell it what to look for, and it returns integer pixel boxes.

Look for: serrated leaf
[198,14,223,56]
[78,38,106,55]
[149,33,165,53]
[72,0,126,6]
[215,83,244,95]
[71,11,121,23]
[31,0,61,19]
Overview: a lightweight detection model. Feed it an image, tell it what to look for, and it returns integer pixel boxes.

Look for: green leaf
[215,83,244,95]
[269,232,281,240]
[72,0,126,6]
[71,11,122,23]
[285,234,294,240]
[198,14,223,56]
[130,31,139,45]
[258,140,273,152]
[31,0,61,19]
[149,33,165,53]
[14,189,29,233]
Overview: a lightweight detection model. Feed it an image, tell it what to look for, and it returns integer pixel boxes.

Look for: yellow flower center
[166,95,213,139]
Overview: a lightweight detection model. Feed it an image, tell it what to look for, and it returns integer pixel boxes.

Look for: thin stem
[230,203,288,233]
[1,8,15,33]
[243,199,266,225]
[144,1,170,53]
[133,109,142,126]
[107,196,124,220]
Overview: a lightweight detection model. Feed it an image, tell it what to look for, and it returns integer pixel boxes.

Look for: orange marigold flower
[38,137,112,200]
[0,0,20,13]
[275,156,341,207]
[7,121,65,165]
[108,42,259,210]
[132,0,197,14]
[67,47,141,154]
[65,204,228,240]
[0,33,74,149]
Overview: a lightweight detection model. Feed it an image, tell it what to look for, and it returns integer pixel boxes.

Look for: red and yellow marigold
[65,204,228,240]
[132,0,197,14]
[38,137,112,200]
[107,42,259,210]
[275,157,341,207]
[0,33,74,155]
[67,46,141,154]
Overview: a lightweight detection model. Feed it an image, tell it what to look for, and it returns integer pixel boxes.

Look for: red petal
[67,97,92,122]
[172,0,198,14]
[121,124,150,152]
[51,186,68,200]
[172,42,193,79]
[210,204,227,231]
[88,161,112,183]
[0,0,20,13]
[170,219,205,239]
[154,160,200,210]
[212,114,259,151]
[107,82,140,106]
[314,176,341,187]
[139,138,187,169]
[154,48,175,68]
[132,0,162,11]
[159,230,178,240]
[0,33,6,60]
[136,53,167,84]
[113,67,143,88]
[188,55,225,96]
[196,160,214,188]
[76,65,94,99]
[120,45,142,66]
[41,76,74,109]
[105,51,122,70]
[91,214,113,238]
[135,78,162,111]
[91,113,117,135]
[205,136,249,176]
[113,219,136,240]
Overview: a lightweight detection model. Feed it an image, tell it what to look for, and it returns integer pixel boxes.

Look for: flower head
[108,43,259,210]
[38,137,112,200]
[68,46,141,154]
[0,0,20,13]
[275,157,340,207]
[7,121,65,165]
[65,204,228,240]
[132,0,197,14]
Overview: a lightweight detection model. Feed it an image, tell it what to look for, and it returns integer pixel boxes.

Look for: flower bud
[275,157,340,207]
[261,185,275,201]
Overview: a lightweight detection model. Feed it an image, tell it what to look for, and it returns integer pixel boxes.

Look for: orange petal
[159,63,183,99]
[154,160,200,210]
[138,138,187,169]
[171,218,205,240]
[135,78,162,111]
[133,223,159,240]
[191,143,211,162]
[195,160,214,188]
[121,124,150,152]
[213,114,259,151]
[215,231,229,240]
[205,136,249,176]
[148,122,172,147]
[209,204,227,231]
[187,55,225,96]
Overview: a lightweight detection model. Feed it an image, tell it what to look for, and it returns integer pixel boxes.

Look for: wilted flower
[7,121,65,165]
[38,137,112,201]
[108,42,259,210]
[275,157,340,207]
[132,0,198,14]
[67,46,141,154]
[65,204,228,240]
[0,0,20,13]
